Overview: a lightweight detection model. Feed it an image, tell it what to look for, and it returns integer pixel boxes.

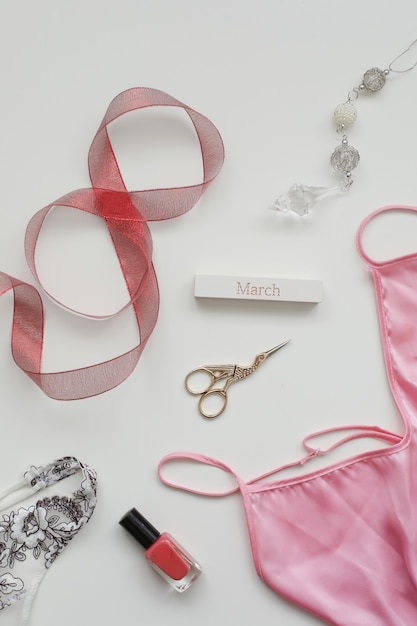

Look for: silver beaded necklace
[274,38,417,217]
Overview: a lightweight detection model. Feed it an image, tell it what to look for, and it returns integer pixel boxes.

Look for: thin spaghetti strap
[158,451,327,495]
[303,424,403,456]
[357,205,417,267]
[240,425,401,484]
[158,450,330,495]
[158,452,244,496]
[158,426,403,496]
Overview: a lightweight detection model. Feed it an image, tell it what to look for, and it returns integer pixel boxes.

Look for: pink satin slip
[159,206,417,625]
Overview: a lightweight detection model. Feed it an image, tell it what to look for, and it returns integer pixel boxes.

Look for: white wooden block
[194,275,322,303]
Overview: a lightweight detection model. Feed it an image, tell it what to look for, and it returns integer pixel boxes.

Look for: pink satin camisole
[159,206,417,625]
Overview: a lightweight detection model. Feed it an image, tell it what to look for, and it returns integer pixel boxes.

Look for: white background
[1,1,417,624]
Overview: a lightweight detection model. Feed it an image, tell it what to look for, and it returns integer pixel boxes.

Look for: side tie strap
[158,426,402,496]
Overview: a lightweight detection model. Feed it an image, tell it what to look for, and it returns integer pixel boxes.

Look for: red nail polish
[119,508,202,592]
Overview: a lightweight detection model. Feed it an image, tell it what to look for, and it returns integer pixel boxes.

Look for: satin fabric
[159,206,417,625]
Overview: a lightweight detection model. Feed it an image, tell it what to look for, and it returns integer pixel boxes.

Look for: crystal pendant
[274,182,347,216]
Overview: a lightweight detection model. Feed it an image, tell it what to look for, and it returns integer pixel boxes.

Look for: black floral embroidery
[26,456,81,490]
[0,457,97,611]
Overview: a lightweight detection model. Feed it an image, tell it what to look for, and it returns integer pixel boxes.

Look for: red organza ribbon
[0,88,224,400]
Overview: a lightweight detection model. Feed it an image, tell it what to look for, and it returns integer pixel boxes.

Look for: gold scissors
[185,340,290,418]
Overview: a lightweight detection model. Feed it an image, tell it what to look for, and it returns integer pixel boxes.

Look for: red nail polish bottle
[119,508,202,592]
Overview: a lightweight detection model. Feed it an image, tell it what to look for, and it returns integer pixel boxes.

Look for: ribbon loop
[1,88,224,399]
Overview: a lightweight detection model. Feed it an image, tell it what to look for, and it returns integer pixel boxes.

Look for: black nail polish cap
[119,507,161,549]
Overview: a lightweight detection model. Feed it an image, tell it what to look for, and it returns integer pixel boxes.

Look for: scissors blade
[263,339,291,359]
[251,340,291,370]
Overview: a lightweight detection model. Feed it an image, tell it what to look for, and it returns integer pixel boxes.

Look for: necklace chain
[274,38,417,217]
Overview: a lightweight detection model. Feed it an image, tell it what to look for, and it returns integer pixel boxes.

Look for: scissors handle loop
[185,368,216,395]
[198,388,228,419]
